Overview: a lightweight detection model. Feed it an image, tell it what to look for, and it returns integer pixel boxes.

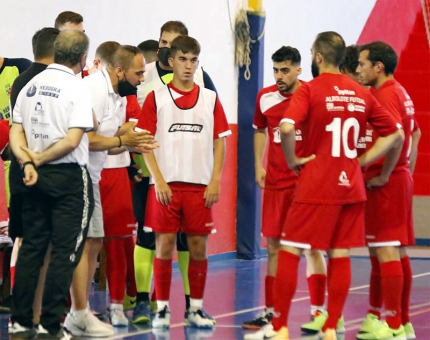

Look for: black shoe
[242,311,272,330]
[0,295,11,313]
[37,325,71,340]
[9,322,37,340]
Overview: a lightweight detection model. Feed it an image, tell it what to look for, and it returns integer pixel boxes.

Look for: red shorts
[281,202,365,250]
[262,187,295,239]
[145,183,214,235]
[365,170,414,247]
[100,168,136,238]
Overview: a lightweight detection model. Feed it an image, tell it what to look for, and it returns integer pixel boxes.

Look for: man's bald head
[54,29,89,67]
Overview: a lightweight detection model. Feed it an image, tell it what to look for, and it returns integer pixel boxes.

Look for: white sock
[110,303,123,311]
[266,307,274,314]
[72,309,87,322]
[157,300,169,312]
[310,305,325,315]
[189,298,203,312]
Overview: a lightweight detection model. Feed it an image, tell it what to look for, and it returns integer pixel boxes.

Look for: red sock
[151,289,156,302]
[380,261,403,329]
[104,238,126,303]
[124,236,137,297]
[307,274,326,309]
[401,256,412,324]
[272,251,300,331]
[265,276,275,309]
[323,257,351,331]
[10,265,15,289]
[367,256,382,318]
[188,259,208,299]
[154,257,172,301]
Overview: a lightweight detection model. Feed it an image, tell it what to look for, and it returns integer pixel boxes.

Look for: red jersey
[253,84,303,189]
[126,95,140,121]
[283,73,399,204]
[364,80,416,180]
[137,83,230,139]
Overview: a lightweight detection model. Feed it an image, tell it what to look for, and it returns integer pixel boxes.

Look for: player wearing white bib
[136,35,230,329]
[132,21,218,324]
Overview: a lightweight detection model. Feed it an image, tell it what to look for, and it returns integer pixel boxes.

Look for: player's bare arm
[143,150,172,205]
[254,128,267,189]
[280,121,315,175]
[409,128,421,175]
[9,123,38,186]
[358,129,404,188]
[21,127,85,167]
[87,128,155,152]
[204,137,226,208]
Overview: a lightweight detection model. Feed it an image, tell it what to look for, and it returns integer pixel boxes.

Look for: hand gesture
[22,163,38,186]
[155,180,172,205]
[288,154,316,176]
[204,180,220,208]
[20,146,42,168]
[255,166,266,189]
[366,175,388,189]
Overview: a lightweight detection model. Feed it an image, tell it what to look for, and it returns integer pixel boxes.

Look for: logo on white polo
[31,129,49,140]
[26,83,38,97]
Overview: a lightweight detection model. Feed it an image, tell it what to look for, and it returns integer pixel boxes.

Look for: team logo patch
[27,83,38,97]
[168,124,203,133]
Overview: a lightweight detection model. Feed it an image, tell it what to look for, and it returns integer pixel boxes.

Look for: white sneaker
[9,322,37,339]
[185,308,215,329]
[152,306,171,329]
[37,325,71,340]
[110,307,129,327]
[64,311,114,337]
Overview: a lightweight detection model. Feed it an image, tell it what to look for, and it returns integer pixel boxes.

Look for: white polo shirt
[12,64,93,166]
[102,104,132,169]
[83,67,126,183]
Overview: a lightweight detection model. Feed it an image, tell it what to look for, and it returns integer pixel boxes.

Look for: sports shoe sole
[132,315,151,324]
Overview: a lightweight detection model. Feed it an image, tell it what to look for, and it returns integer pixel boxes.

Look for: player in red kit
[356,41,421,340]
[245,31,404,340]
[241,46,335,334]
[136,35,231,330]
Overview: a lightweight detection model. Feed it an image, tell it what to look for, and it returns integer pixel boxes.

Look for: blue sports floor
[1,250,429,339]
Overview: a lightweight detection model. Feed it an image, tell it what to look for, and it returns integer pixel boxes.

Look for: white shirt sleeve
[68,82,93,130]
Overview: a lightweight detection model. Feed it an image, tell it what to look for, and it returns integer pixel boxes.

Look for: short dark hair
[271,46,301,65]
[170,36,200,57]
[313,31,346,67]
[32,27,60,60]
[160,21,188,37]
[339,45,360,74]
[54,30,89,66]
[54,11,83,29]
[359,41,398,75]
[95,41,120,66]
[138,40,159,53]
[112,45,143,70]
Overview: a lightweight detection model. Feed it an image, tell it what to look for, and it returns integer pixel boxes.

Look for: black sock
[185,294,190,310]
[136,292,149,304]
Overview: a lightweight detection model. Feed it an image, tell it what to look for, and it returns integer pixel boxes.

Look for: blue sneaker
[132,301,151,324]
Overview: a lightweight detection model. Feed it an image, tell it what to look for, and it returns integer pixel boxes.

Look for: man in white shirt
[64,44,156,337]
[9,29,94,340]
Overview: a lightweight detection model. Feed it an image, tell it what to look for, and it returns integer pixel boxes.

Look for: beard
[311,60,319,78]
[277,81,290,92]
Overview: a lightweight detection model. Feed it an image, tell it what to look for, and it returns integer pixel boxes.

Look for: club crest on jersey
[168,124,203,133]
[27,83,38,97]
[338,171,350,186]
